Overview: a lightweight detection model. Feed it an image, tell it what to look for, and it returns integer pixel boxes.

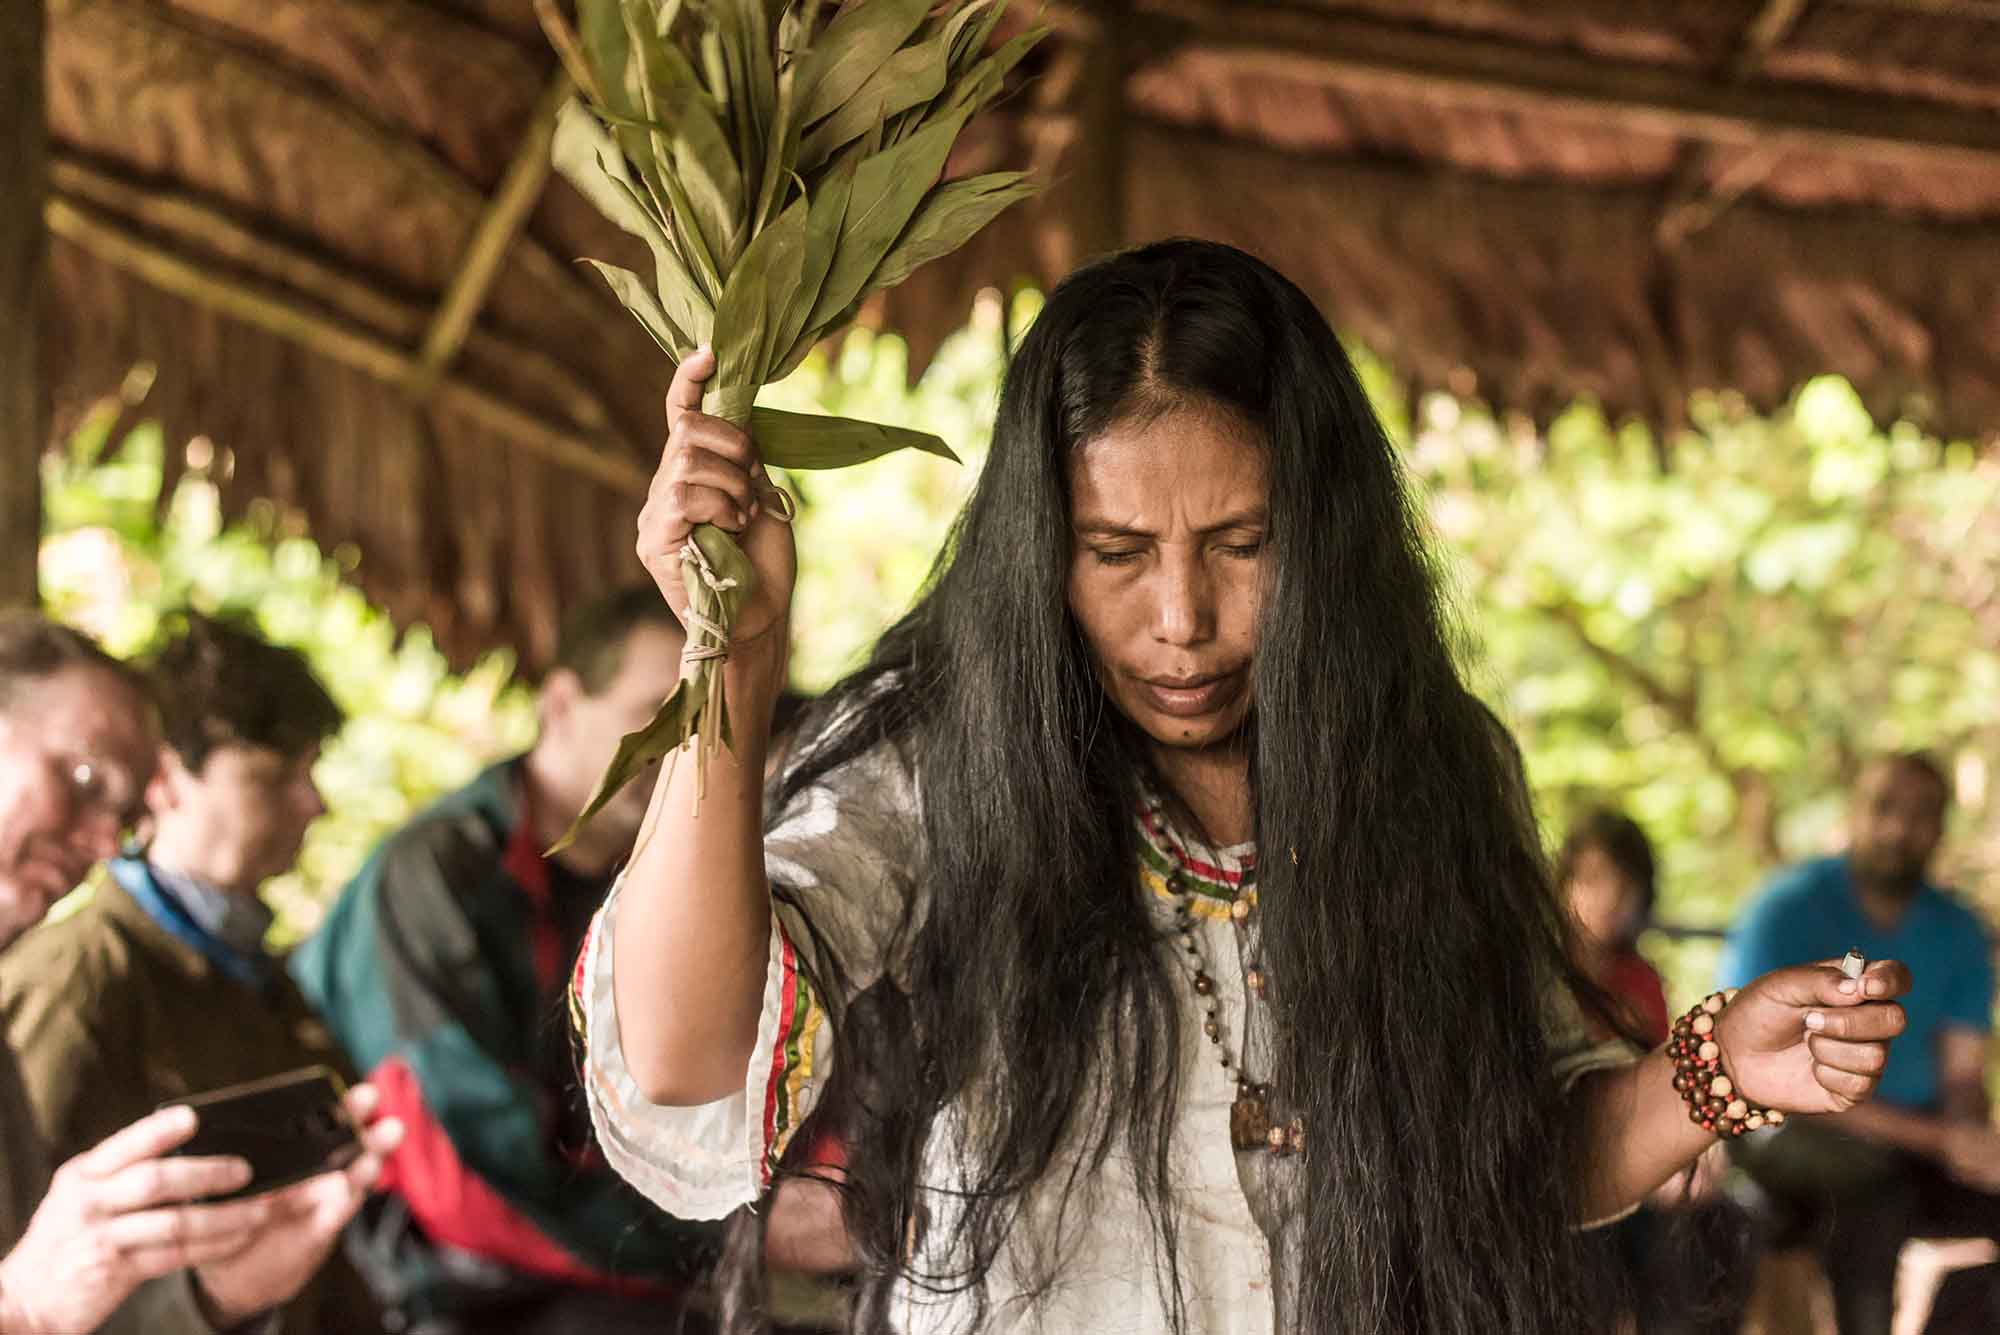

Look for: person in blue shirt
[1720,752,2000,1334]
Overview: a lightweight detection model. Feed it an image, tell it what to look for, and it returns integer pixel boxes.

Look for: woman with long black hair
[571,240,1910,1334]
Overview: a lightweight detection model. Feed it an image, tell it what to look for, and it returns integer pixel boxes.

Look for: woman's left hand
[1713,959,1911,1114]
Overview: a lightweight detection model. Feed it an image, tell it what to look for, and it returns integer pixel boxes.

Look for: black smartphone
[162,1065,363,1201]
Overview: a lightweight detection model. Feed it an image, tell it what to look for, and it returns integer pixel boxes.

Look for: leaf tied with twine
[537,0,1042,850]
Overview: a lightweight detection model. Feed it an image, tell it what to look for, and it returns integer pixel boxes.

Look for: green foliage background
[38,400,537,945]
[40,302,2000,1013]
[1398,373,2000,999]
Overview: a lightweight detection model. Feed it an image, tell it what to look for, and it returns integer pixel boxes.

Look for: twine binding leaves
[538,0,1042,851]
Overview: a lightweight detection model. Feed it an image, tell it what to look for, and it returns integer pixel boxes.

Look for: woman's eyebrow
[1072,520,1152,539]
[1200,508,1268,534]
[1072,509,1267,539]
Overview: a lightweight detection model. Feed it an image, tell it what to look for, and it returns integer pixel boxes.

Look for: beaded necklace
[1152,804,1304,1157]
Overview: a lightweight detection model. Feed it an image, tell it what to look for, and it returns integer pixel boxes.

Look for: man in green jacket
[3,613,393,1333]
[0,609,398,1334]
[294,586,725,1333]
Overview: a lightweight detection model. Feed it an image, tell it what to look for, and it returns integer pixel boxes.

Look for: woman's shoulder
[763,734,921,981]
[774,732,918,823]
[771,671,923,820]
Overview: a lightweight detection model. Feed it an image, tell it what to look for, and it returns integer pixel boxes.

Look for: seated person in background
[1558,807,1670,1045]
[1561,807,1753,1335]
[0,609,397,1334]
[1721,752,2000,1335]
[292,586,724,1335]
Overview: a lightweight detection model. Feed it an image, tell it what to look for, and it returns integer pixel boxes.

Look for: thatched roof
[33,0,2000,666]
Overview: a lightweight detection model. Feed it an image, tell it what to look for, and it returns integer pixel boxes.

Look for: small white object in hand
[1840,950,1867,981]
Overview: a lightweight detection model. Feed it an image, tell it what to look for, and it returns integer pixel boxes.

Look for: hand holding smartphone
[161,1065,363,1201]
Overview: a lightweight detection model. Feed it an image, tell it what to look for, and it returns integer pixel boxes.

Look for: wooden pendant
[1230,1083,1273,1151]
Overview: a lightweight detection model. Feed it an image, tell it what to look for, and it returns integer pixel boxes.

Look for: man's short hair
[148,612,343,770]
[551,585,681,696]
[0,609,146,712]
[1867,750,1952,812]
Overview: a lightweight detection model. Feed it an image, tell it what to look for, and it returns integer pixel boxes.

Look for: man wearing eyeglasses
[0,609,400,1334]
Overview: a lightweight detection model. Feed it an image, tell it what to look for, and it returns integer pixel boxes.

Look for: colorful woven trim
[1134,803,1256,921]
[759,925,826,1185]
[568,904,601,1048]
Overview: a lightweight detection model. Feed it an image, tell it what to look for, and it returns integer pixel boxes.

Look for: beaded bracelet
[1668,990,1785,1139]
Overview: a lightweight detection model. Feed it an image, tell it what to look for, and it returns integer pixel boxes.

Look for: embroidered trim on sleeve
[759,926,826,1185]
[569,904,600,1049]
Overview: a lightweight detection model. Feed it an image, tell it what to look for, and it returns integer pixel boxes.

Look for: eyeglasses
[52,751,146,838]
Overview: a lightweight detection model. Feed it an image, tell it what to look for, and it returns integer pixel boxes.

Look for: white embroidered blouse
[571,744,1635,1333]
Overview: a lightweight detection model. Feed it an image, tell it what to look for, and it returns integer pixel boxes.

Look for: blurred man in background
[294,585,725,1334]
[1722,752,2000,1334]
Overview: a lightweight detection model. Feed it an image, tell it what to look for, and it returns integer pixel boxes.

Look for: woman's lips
[1133,671,1241,719]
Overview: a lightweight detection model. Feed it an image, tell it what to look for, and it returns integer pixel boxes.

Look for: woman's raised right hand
[637,346,797,656]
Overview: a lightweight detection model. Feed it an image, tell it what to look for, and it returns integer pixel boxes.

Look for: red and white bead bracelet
[1668,990,1784,1139]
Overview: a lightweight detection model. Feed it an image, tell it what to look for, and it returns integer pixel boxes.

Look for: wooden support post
[1072,5,1128,264]
[1,0,44,606]
[1657,0,1808,248]
[1037,3,1127,273]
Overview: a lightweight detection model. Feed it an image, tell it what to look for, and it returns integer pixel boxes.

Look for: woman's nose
[1151,556,1215,646]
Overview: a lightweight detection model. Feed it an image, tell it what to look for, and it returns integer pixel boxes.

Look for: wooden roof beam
[83,2,612,333]
[1659,0,1810,249]
[1835,0,2000,20]
[45,197,651,497]
[409,70,571,401]
[1113,0,2000,171]
[47,154,622,441]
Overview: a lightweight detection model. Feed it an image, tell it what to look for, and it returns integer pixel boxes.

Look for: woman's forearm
[1573,1046,1717,1223]
[611,634,788,1106]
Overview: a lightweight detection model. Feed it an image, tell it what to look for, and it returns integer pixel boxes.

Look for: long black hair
[721,240,1617,1334]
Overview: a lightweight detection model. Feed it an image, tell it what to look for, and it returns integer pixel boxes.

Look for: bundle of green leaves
[538,0,1042,841]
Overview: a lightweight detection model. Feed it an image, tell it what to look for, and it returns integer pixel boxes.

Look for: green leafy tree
[1398,373,2000,1000]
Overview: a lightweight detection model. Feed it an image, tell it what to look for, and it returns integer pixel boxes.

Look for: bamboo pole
[410,70,573,400]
